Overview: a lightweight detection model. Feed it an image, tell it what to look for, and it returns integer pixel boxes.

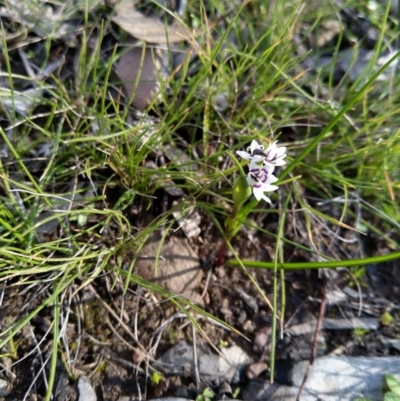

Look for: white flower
[246,160,279,203]
[262,140,287,167]
[235,139,286,203]
[236,139,286,167]
[236,140,266,162]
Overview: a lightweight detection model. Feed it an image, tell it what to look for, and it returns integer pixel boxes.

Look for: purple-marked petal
[246,174,257,186]
[237,138,286,203]
[238,139,287,168]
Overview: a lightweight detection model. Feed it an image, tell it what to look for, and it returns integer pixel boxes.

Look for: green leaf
[380,311,394,326]
[232,387,241,399]
[384,391,400,401]
[232,175,251,207]
[218,339,229,350]
[150,371,163,385]
[235,198,258,222]
[385,375,400,396]
[77,214,88,226]
[203,388,214,398]
[224,198,258,239]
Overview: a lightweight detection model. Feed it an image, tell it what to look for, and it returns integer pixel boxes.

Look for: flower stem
[218,205,239,267]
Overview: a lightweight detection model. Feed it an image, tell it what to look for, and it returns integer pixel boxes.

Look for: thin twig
[192,324,200,392]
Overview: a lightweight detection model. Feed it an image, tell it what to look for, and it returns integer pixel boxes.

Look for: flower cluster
[236,139,287,203]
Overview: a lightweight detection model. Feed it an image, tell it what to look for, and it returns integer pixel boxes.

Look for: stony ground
[0,1,400,400]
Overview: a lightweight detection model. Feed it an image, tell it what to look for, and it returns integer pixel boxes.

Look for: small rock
[242,319,255,333]
[78,375,96,401]
[290,356,400,400]
[378,334,400,351]
[172,204,201,239]
[147,398,192,401]
[313,19,341,47]
[246,362,268,380]
[215,266,226,278]
[156,340,195,376]
[243,356,400,401]
[0,378,10,396]
[54,368,76,401]
[218,381,232,396]
[237,309,247,325]
[243,380,289,401]
[213,345,252,384]
[156,340,252,385]
[325,288,348,305]
[253,327,270,354]
[237,289,259,314]
[220,297,233,320]
[288,333,326,361]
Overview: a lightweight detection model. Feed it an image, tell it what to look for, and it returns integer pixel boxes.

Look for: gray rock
[311,47,398,83]
[246,362,268,380]
[0,378,9,396]
[378,334,400,352]
[155,340,252,385]
[78,375,96,401]
[148,399,192,401]
[54,368,77,401]
[155,340,196,376]
[146,397,245,401]
[243,356,400,401]
[214,345,252,384]
[243,380,296,401]
[118,398,190,401]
